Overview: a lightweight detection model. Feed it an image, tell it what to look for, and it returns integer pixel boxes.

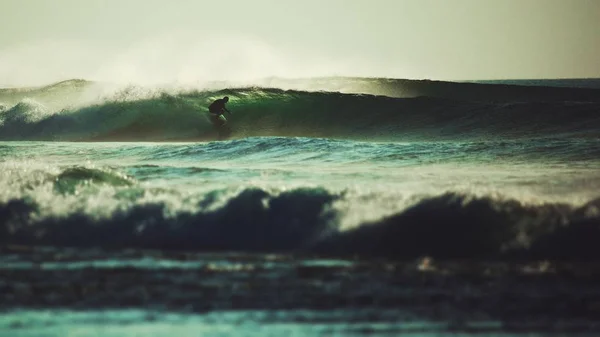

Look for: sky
[0,0,599,86]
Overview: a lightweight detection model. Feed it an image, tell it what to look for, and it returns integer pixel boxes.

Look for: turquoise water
[3,309,597,337]
[1,138,599,248]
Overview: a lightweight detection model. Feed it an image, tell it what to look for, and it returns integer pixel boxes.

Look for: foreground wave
[2,186,599,259]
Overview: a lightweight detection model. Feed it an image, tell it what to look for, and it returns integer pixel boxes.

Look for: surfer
[208,96,232,127]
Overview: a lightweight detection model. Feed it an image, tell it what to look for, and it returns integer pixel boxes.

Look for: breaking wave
[1,185,599,260]
[0,78,599,142]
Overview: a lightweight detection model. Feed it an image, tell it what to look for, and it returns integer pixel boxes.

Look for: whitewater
[1,77,600,336]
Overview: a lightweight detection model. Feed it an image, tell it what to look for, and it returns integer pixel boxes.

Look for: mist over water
[0,32,399,88]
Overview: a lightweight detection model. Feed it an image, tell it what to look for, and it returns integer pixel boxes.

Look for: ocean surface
[1,77,600,336]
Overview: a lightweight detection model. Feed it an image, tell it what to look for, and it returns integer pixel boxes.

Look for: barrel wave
[1,78,599,142]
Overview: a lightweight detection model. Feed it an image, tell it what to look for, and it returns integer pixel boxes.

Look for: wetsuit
[209,99,229,115]
[208,99,229,126]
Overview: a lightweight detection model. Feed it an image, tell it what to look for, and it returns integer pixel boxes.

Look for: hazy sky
[1,0,599,86]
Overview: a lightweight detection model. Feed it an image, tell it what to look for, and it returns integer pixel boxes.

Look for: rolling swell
[258,77,600,102]
[1,187,599,259]
[1,86,600,142]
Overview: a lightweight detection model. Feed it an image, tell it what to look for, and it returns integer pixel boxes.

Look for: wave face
[0,78,599,142]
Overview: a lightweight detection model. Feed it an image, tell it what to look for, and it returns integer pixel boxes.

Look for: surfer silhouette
[208,96,232,127]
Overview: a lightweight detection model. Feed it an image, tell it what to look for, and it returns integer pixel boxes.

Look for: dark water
[2,246,600,337]
[1,77,600,336]
[470,78,600,89]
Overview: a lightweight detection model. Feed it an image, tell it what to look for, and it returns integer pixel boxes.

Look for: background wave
[1,77,600,142]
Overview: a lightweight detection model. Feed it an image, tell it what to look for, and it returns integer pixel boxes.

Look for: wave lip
[0,99,49,123]
[4,77,600,102]
[1,188,599,260]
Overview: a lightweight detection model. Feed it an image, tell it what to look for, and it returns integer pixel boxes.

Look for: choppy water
[1,138,599,257]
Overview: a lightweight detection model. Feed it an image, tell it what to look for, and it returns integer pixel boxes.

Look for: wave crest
[53,167,135,195]
[1,188,599,259]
